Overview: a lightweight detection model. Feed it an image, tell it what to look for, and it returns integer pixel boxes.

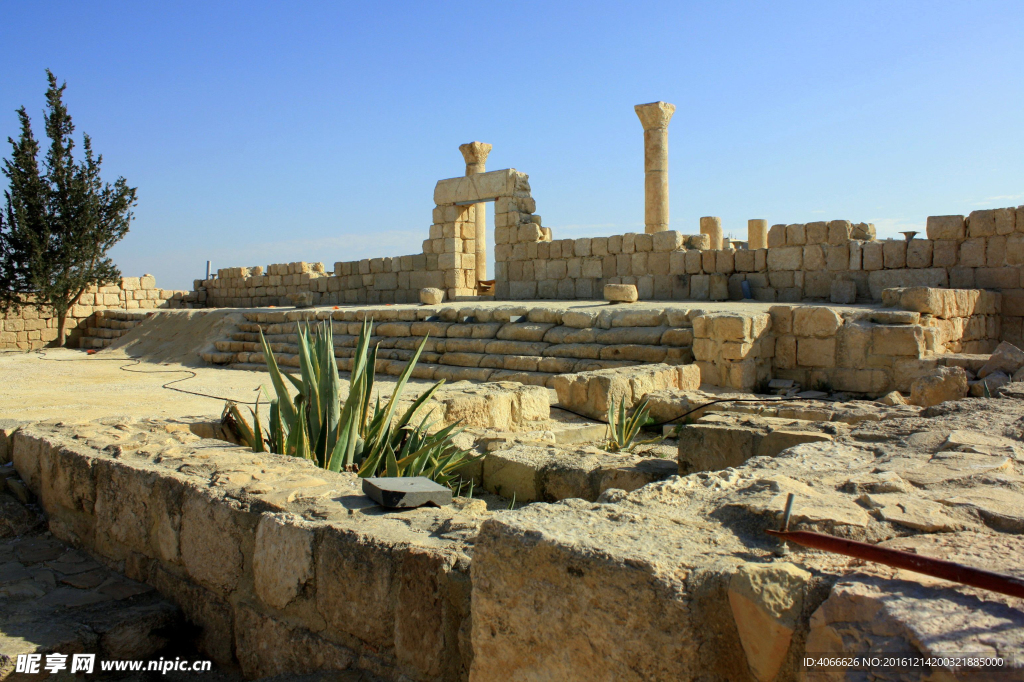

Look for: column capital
[459,142,492,172]
[634,102,676,130]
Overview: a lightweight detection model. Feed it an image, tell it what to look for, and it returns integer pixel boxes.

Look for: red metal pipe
[766,528,1024,600]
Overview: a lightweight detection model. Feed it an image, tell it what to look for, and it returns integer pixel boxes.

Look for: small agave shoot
[605,396,663,453]
[225,319,481,489]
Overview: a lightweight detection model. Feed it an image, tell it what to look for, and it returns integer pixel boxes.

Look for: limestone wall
[198,292,999,396]
[0,275,194,350]
[200,255,448,308]
[189,179,1023,342]
[496,208,1024,306]
[6,421,476,681]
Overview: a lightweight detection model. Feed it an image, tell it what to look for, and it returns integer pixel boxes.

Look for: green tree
[0,70,136,346]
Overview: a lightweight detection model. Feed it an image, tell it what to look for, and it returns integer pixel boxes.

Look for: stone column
[748,219,768,250]
[634,102,676,234]
[700,216,723,250]
[459,142,492,282]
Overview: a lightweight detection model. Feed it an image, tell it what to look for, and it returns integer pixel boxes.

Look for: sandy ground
[0,307,443,423]
[0,349,426,424]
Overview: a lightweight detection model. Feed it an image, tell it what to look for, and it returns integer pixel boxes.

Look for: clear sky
[2,1,1022,291]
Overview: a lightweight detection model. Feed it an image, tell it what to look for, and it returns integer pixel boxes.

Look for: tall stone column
[634,102,676,234]
[748,219,768,250]
[459,142,492,282]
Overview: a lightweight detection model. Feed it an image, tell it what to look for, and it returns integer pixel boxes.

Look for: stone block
[690,275,710,300]
[710,274,729,301]
[802,245,825,270]
[552,363,693,420]
[253,513,314,610]
[784,224,805,246]
[976,266,1019,289]
[927,215,965,240]
[652,230,682,251]
[827,220,852,245]
[905,239,932,268]
[767,224,786,248]
[882,240,907,269]
[830,280,856,304]
[729,562,811,682]
[932,239,957,267]
[978,341,1024,378]
[826,244,849,271]
[797,337,835,367]
[910,366,967,407]
[773,335,796,369]
[872,325,925,357]
[604,284,638,303]
[867,268,948,300]
[734,249,755,272]
[793,306,842,338]
[861,241,883,270]
[805,221,827,244]
[959,238,986,267]
[766,247,802,271]
[987,235,1007,267]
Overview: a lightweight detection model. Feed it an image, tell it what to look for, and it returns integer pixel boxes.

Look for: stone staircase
[199,307,696,388]
[78,310,153,349]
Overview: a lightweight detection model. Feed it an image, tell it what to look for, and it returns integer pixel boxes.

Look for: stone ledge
[8,420,485,680]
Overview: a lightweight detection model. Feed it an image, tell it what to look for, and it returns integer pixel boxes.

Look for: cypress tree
[0,70,136,346]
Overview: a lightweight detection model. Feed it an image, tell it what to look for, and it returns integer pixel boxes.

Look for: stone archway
[430,169,545,300]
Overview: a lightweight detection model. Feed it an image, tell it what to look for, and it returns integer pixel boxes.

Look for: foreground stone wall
[6,421,478,681]
[0,276,193,350]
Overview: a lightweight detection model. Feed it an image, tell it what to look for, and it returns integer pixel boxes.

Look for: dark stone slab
[362,477,452,509]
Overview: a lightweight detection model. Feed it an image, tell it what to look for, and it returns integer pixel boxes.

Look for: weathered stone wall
[0,275,193,350]
[495,208,1024,307]
[189,178,1023,342]
[198,293,999,395]
[201,254,451,308]
[6,421,478,681]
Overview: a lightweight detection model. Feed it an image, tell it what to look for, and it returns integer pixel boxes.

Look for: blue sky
[2,1,1022,290]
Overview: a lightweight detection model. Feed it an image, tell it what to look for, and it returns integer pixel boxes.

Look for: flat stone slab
[362,477,453,508]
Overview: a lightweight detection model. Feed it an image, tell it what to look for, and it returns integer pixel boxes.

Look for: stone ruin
[3,101,1024,682]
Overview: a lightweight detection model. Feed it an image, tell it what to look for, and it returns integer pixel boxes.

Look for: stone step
[80,337,113,349]
[84,327,130,339]
[936,353,992,373]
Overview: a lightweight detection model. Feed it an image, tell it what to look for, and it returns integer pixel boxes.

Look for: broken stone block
[909,366,968,407]
[481,443,676,502]
[677,417,834,473]
[806,533,1024,674]
[728,562,811,682]
[969,371,1010,396]
[978,340,1024,378]
[877,390,907,406]
[553,363,698,420]
[604,283,638,303]
[417,381,550,431]
[420,287,444,305]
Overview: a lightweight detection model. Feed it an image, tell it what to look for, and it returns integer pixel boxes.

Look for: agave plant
[225,318,481,488]
[605,396,663,453]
